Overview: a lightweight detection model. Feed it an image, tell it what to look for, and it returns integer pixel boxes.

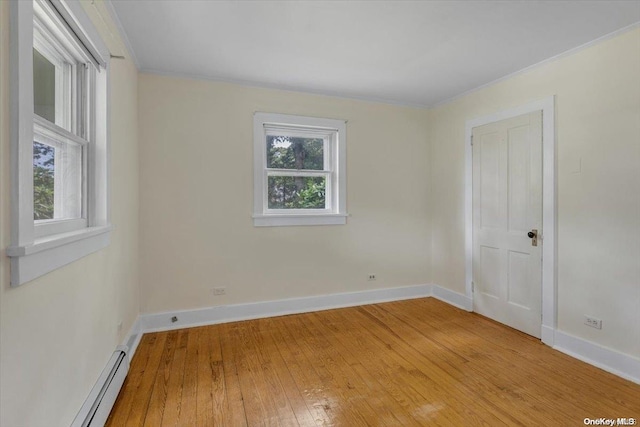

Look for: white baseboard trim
[541,324,555,347]
[122,284,639,386]
[140,284,433,333]
[121,316,143,360]
[553,330,639,385]
[431,285,473,311]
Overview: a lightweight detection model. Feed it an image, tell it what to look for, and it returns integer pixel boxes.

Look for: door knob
[528,229,538,246]
[527,231,535,238]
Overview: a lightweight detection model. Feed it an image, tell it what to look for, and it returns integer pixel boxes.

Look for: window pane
[266,136,324,170]
[268,176,326,209]
[33,142,55,220]
[33,48,56,123]
[59,141,83,220]
[33,137,83,221]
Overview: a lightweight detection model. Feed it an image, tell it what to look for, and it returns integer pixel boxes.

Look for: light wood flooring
[106,298,640,426]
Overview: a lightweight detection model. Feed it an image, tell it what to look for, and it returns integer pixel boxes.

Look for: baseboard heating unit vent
[71,345,129,427]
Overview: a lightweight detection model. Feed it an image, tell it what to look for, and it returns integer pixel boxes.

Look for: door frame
[465,96,556,346]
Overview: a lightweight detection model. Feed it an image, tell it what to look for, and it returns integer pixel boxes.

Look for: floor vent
[71,345,129,427]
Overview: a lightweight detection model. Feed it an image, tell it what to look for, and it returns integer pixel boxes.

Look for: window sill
[7,225,112,286]
[253,213,348,227]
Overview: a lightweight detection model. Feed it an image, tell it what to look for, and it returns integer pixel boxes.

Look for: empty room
[1,0,639,425]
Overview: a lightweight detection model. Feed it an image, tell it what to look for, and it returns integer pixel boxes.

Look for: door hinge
[471,281,475,292]
[470,135,474,146]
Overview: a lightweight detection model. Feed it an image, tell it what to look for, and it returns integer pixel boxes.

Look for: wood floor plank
[219,323,249,427]
[240,320,301,426]
[370,300,640,422]
[108,299,640,426]
[320,308,497,426]
[277,315,372,426]
[159,330,190,426]
[255,318,320,426]
[314,313,436,425]
[268,317,336,426]
[303,312,425,426]
[142,330,179,427]
[386,299,639,414]
[176,327,199,426]
[345,306,513,425]
[194,327,216,426]
[352,304,524,425]
[358,303,555,425]
[123,333,169,426]
[232,321,286,426]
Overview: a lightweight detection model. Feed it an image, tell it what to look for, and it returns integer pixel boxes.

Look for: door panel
[507,126,530,233]
[479,131,502,229]
[507,250,531,308]
[473,111,542,338]
[480,245,501,299]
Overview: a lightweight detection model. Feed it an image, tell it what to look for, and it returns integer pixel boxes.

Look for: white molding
[7,225,111,256]
[127,284,638,384]
[553,330,640,385]
[8,227,110,285]
[541,325,555,346]
[10,0,35,249]
[253,213,347,227]
[140,284,432,333]
[121,316,143,358]
[464,96,556,345]
[431,285,473,311]
[433,22,640,108]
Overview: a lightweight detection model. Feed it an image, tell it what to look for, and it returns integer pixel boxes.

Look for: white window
[253,113,347,227]
[7,0,111,286]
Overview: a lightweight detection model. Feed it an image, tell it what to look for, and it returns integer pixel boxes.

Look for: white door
[472,111,542,338]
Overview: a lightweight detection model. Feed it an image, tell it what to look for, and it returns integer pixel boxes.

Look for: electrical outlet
[368,274,376,281]
[212,287,226,296]
[584,315,602,329]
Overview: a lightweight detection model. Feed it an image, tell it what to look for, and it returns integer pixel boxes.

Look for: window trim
[253,112,347,227]
[8,0,111,286]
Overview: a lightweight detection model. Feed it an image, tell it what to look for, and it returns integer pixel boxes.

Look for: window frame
[253,112,347,227]
[32,24,73,130]
[7,0,111,286]
[33,115,87,233]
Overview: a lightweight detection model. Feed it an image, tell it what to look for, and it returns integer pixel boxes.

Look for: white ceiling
[110,1,640,107]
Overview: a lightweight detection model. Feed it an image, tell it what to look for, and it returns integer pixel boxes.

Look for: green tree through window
[266,136,326,209]
[33,142,54,220]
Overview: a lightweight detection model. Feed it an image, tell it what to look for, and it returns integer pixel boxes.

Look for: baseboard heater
[70,345,130,427]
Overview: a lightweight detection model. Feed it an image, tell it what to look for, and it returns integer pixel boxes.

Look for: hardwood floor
[106,298,640,426]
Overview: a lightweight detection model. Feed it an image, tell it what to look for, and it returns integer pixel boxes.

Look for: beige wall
[0,2,139,426]
[429,28,640,357]
[138,74,431,313]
